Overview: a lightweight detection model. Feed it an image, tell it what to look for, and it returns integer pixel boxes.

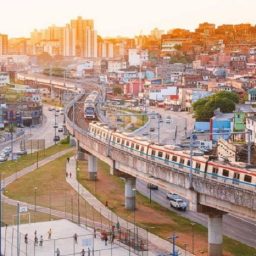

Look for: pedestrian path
[66,156,193,256]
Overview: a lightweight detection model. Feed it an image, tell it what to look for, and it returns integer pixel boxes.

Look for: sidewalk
[66,156,194,256]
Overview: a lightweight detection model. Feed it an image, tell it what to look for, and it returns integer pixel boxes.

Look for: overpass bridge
[65,94,256,256]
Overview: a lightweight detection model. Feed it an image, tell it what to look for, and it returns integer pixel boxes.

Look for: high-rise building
[70,16,97,57]
[63,24,76,57]
[0,34,8,55]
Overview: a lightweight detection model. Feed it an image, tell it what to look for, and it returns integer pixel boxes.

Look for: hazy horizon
[1,0,256,38]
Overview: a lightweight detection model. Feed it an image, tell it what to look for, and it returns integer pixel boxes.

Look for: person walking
[39,235,43,246]
[67,157,70,163]
[87,248,91,256]
[104,235,108,246]
[73,233,78,244]
[24,234,28,244]
[56,248,60,256]
[81,248,85,256]
[69,172,72,178]
[48,228,52,239]
[34,235,38,246]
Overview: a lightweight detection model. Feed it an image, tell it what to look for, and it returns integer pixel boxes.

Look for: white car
[170,198,187,211]
[0,153,8,162]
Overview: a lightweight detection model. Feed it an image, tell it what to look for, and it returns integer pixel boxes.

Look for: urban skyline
[1,0,256,38]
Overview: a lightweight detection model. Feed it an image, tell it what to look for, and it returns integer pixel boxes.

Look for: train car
[84,91,99,119]
[87,122,256,190]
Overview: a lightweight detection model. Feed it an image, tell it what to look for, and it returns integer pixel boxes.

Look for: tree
[192,91,238,121]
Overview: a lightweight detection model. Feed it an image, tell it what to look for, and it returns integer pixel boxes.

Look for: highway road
[133,106,195,145]
[136,179,256,248]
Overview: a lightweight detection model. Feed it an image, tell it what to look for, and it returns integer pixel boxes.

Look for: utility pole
[169,233,179,256]
[0,174,2,256]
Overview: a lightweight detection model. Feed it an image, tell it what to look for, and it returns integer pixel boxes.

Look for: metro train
[84,91,99,119]
[88,121,256,190]
[16,73,80,92]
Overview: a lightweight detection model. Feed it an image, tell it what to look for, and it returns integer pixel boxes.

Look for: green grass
[0,141,71,178]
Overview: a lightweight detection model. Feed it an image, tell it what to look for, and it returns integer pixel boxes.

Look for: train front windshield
[85,107,95,116]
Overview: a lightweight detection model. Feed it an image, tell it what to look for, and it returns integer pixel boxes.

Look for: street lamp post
[191,222,195,254]
[132,187,136,249]
[77,167,80,225]
[34,187,38,221]
[94,173,97,195]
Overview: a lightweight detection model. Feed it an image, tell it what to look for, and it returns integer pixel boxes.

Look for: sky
[1,0,256,38]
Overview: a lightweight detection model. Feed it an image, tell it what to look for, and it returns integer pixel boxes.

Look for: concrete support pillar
[88,155,97,180]
[125,178,136,210]
[208,214,223,256]
[69,136,76,147]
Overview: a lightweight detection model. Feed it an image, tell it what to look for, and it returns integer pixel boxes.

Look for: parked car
[53,135,60,142]
[170,198,187,211]
[147,183,158,190]
[58,127,64,132]
[3,147,11,155]
[15,150,27,156]
[53,124,58,128]
[150,127,155,132]
[0,153,8,162]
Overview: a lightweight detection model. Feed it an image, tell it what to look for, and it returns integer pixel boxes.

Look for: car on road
[48,107,54,111]
[15,150,27,156]
[53,135,60,142]
[147,183,158,190]
[166,116,171,123]
[3,147,11,155]
[58,127,64,132]
[150,127,155,132]
[170,198,187,211]
[53,124,58,128]
[166,192,179,200]
[0,154,8,162]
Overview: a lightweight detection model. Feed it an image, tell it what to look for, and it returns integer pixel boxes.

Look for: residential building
[70,17,97,58]
[0,34,8,55]
[210,111,234,142]
[246,116,256,144]
[108,60,127,73]
[128,49,148,66]
[0,72,10,86]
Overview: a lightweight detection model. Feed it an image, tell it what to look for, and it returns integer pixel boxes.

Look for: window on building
[158,151,163,158]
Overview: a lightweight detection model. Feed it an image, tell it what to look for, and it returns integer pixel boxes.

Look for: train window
[233,173,240,185]
[158,151,163,158]
[131,143,134,149]
[180,159,185,164]
[187,160,191,166]
[195,163,201,173]
[117,138,120,143]
[121,139,125,145]
[126,141,129,147]
[165,154,170,160]
[212,167,218,179]
[222,169,229,177]
[136,144,140,151]
[151,150,156,158]
[172,156,177,162]
[141,147,144,153]
[244,175,252,183]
